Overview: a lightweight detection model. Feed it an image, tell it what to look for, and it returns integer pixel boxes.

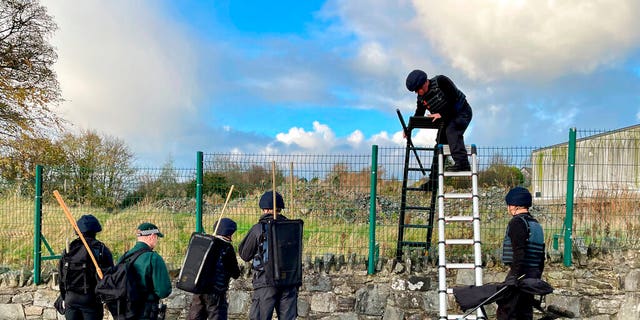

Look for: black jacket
[238,213,289,289]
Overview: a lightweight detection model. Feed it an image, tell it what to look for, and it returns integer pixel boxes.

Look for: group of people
[406,70,545,319]
[58,217,172,320]
[57,70,544,320]
[58,190,299,320]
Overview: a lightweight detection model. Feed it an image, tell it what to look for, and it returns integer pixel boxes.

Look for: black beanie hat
[505,187,532,207]
[215,218,237,237]
[259,190,285,209]
[77,214,102,234]
[406,69,428,91]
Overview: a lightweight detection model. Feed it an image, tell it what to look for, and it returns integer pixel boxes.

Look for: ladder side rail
[472,150,483,286]
[396,138,413,260]
[471,147,484,320]
[437,146,448,320]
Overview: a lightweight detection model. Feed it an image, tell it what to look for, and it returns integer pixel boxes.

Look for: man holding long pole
[58,214,114,320]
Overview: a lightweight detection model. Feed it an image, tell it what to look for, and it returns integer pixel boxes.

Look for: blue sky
[42,0,640,167]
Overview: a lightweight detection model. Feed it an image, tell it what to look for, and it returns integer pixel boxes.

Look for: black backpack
[95,247,151,319]
[59,239,105,295]
[254,219,304,288]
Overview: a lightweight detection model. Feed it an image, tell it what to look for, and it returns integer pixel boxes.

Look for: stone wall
[1,249,640,320]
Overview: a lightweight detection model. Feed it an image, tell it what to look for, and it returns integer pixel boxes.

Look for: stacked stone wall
[1,249,639,319]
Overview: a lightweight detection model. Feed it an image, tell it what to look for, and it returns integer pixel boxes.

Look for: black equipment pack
[176,232,229,294]
[95,247,151,319]
[261,219,304,287]
[59,239,104,295]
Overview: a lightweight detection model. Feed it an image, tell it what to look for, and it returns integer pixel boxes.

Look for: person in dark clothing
[188,218,241,320]
[119,222,172,320]
[405,69,473,189]
[497,187,546,320]
[59,214,114,320]
[238,191,299,320]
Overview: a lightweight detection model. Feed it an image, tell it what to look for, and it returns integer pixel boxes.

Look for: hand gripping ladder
[436,144,483,320]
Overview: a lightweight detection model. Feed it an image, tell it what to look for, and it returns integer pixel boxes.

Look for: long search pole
[53,190,103,279]
[213,185,235,235]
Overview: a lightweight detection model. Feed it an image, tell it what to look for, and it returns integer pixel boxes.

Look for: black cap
[77,214,102,234]
[215,218,237,237]
[406,69,428,91]
[505,187,532,207]
[259,190,285,209]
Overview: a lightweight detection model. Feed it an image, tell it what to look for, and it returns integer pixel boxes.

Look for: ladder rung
[409,146,433,151]
[443,171,473,177]
[440,145,474,156]
[448,315,479,320]
[400,241,429,247]
[444,216,474,222]
[442,193,473,199]
[408,167,430,172]
[445,263,475,269]
[405,205,433,211]
[402,224,432,229]
[445,239,474,245]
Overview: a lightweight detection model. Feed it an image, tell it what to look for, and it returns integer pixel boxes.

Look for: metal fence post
[196,151,204,233]
[33,165,43,284]
[368,145,379,274]
[564,128,576,266]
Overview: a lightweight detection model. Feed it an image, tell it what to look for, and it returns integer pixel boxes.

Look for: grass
[3,185,640,272]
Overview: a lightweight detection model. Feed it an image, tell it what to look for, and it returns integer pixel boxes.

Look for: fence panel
[2,132,640,272]
[571,129,640,249]
[201,153,375,262]
[34,166,198,272]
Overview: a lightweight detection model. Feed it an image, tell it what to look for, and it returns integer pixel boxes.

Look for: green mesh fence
[31,166,198,273]
[2,128,640,273]
[201,153,376,262]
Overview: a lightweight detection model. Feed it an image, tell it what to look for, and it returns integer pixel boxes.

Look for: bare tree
[0,0,63,142]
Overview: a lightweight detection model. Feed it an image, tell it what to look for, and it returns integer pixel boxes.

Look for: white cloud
[274,121,407,154]
[347,130,365,145]
[412,0,640,81]
[42,0,200,155]
[275,121,337,151]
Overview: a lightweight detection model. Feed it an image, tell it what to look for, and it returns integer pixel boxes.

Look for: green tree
[478,155,524,187]
[54,130,134,209]
[0,133,64,194]
[0,0,63,143]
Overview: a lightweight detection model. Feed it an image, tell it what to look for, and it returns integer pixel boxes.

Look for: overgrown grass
[3,185,640,272]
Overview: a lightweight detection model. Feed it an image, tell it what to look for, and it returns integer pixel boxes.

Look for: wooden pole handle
[213,185,234,235]
[53,190,103,279]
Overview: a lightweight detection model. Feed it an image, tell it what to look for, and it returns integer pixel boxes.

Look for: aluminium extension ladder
[436,144,483,320]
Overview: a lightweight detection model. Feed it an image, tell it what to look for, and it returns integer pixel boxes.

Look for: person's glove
[54,295,65,315]
[504,275,518,286]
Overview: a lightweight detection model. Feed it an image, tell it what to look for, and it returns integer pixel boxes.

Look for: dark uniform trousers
[188,293,228,320]
[442,105,472,167]
[64,306,103,320]
[64,292,104,320]
[496,288,535,320]
[249,286,298,320]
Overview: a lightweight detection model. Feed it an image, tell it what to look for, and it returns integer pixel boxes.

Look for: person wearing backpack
[58,214,114,320]
[238,191,299,320]
[119,222,172,320]
[187,218,241,320]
